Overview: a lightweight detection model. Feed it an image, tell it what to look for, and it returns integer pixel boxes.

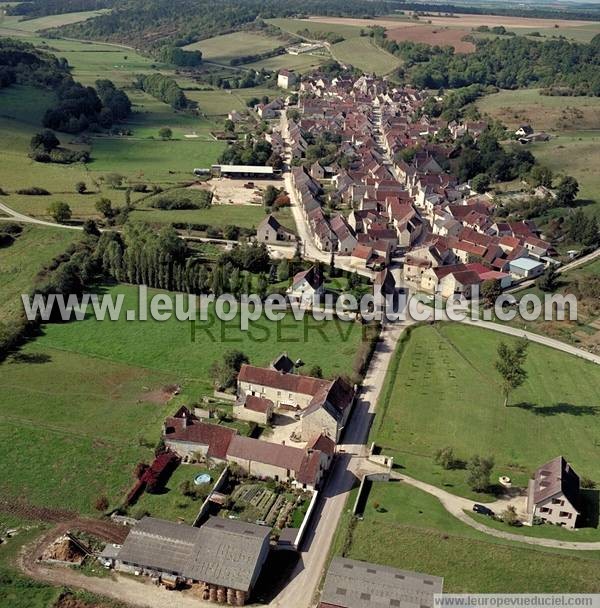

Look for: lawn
[371,323,600,500]
[132,463,224,524]
[341,481,600,592]
[184,32,283,65]
[331,37,401,75]
[0,225,76,320]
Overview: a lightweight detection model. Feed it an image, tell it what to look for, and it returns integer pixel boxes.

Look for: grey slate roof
[321,557,443,608]
[117,516,270,591]
[186,518,271,591]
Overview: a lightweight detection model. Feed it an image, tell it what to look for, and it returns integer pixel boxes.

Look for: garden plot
[224,481,310,530]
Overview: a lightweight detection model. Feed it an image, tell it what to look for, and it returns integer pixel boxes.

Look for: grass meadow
[340,481,600,592]
[331,37,401,75]
[371,323,600,500]
[0,225,77,320]
[184,31,283,64]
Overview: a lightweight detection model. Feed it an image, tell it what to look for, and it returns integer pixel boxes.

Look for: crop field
[331,37,401,75]
[386,25,475,53]
[307,14,598,30]
[0,225,76,320]
[184,32,283,65]
[371,323,600,500]
[476,89,600,132]
[341,481,600,592]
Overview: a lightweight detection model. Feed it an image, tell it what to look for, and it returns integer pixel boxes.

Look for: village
[3,60,599,608]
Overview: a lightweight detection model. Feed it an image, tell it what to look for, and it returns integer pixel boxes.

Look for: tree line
[135,73,190,110]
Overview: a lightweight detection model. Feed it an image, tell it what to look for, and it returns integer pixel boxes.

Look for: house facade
[526,456,581,529]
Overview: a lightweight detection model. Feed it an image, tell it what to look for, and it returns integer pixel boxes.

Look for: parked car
[472,503,494,517]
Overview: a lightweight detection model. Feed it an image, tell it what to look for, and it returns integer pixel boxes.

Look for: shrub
[94,495,109,512]
[16,187,50,195]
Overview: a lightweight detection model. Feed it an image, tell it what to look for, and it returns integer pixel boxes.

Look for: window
[559,511,571,518]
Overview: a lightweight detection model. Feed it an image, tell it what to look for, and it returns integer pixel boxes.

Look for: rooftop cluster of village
[259,70,558,297]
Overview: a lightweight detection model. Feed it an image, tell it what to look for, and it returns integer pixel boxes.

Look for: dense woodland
[5,0,113,19]
[374,31,600,96]
[55,0,396,50]
[0,38,131,132]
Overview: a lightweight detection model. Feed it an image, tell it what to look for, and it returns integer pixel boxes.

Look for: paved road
[460,317,600,365]
[270,322,406,608]
[0,200,84,230]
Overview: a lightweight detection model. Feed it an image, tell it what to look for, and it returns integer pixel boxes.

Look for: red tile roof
[164,418,235,460]
[238,364,330,396]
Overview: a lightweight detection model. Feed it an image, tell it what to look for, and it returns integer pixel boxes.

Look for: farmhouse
[319,557,444,608]
[256,214,295,243]
[163,409,331,490]
[115,516,270,605]
[237,364,355,442]
[526,456,581,529]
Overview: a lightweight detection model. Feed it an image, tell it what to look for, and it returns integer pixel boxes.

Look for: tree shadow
[513,402,599,416]
[8,352,51,364]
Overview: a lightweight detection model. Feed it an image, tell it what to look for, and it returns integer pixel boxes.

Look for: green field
[184,31,283,65]
[130,202,267,229]
[331,37,401,75]
[341,481,600,592]
[476,88,600,132]
[246,52,327,74]
[473,23,600,44]
[267,16,401,74]
[0,282,363,515]
[0,225,76,320]
[0,345,179,514]
[528,131,600,208]
[37,283,364,395]
[371,323,600,500]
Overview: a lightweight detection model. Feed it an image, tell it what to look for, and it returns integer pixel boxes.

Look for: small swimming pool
[194,473,212,486]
